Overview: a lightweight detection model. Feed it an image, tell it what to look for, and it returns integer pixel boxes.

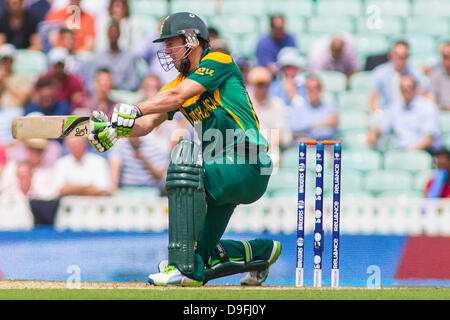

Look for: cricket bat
[11,115,107,139]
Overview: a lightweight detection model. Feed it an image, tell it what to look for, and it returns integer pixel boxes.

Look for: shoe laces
[162,265,177,274]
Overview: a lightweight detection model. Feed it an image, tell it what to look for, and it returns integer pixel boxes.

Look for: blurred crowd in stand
[0,0,449,226]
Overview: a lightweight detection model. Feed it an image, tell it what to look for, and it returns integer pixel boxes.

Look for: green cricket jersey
[164,48,268,152]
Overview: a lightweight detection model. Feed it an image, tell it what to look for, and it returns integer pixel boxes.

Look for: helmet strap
[179,56,191,75]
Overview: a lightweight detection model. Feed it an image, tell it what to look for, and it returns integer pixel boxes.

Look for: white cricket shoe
[148,265,202,287]
[240,240,282,286]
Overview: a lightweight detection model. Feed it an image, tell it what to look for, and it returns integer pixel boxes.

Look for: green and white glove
[89,111,118,153]
[111,103,142,137]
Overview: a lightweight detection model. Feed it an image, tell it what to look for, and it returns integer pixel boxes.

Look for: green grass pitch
[1,281,450,300]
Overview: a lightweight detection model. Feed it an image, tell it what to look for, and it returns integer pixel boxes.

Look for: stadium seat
[296,33,321,56]
[130,15,159,39]
[285,17,308,35]
[443,133,450,150]
[318,71,347,93]
[266,168,298,197]
[316,0,362,18]
[280,147,298,169]
[265,0,314,18]
[407,34,438,57]
[12,49,47,75]
[338,128,371,150]
[363,169,413,195]
[338,111,369,131]
[413,170,433,193]
[349,71,372,93]
[114,187,161,198]
[170,1,216,16]
[130,0,168,18]
[376,190,423,199]
[222,34,242,56]
[440,111,450,133]
[384,150,433,172]
[220,0,265,16]
[338,91,369,111]
[409,54,440,71]
[212,14,259,35]
[341,149,382,172]
[355,34,389,58]
[356,16,404,36]
[412,0,450,17]
[308,16,356,35]
[364,0,411,18]
[406,17,449,37]
[329,168,364,193]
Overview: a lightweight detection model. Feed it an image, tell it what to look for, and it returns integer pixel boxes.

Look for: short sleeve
[167,109,178,120]
[187,55,233,92]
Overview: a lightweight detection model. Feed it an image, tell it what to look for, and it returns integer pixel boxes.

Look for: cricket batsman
[88,12,281,286]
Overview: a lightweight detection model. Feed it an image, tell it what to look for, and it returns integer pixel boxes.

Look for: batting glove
[111,103,142,137]
[89,111,118,153]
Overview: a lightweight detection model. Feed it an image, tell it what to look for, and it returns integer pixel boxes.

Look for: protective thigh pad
[166,139,206,274]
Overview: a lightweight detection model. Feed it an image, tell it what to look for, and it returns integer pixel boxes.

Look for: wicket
[296,140,342,288]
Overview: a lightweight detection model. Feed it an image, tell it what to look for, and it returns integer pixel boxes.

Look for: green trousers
[185,150,275,281]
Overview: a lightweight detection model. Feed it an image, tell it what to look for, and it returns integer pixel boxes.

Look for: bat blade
[12,115,91,139]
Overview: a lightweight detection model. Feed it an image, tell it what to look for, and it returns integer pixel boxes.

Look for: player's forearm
[131,113,168,137]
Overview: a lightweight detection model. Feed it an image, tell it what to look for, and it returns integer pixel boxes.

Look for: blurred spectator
[0,0,40,50]
[26,0,51,23]
[308,34,360,79]
[55,137,112,196]
[0,0,5,14]
[36,47,85,110]
[136,73,161,101]
[81,68,116,117]
[255,14,297,76]
[95,0,142,52]
[288,76,339,142]
[369,40,427,113]
[51,0,110,20]
[269,47,306,106]
[367,75,441,153]
[208,27,220,42]
[0,43,33,109]
[134,19,178,86]
[24,77,71,115]
[0,159,34,227]
[87,22,140,92]
[0,142,6,168]
[11,138,58,225]
[207,26,229,54]
[210,38,229,55]
[425,148,450,198]
[45,0,96,52]
[234,55,251,87]
[109,136,170,195]
[429,41,450,111]
[0,138,60,200]
[247,66,291,166]
[57,27,91,84]
[7,131,62,166]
